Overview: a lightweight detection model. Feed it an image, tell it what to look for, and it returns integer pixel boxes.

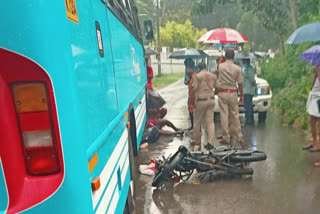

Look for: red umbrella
[198,28,248,44]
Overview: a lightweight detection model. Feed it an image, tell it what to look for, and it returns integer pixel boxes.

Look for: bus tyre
[124,112,137,214]
[124,137,137,214]
[123,184,135,214]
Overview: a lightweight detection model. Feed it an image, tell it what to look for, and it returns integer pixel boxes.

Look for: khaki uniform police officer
[192,62,217,151]
[216,50,244,145]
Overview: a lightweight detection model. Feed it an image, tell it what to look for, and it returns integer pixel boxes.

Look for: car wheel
[258,112,267,123]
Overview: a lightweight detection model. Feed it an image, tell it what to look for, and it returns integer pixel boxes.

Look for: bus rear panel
[0,0,146,213]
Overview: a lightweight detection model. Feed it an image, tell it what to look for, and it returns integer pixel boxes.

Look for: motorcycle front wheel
[152,150,186,188]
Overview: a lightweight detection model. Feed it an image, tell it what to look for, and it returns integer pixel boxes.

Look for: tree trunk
[289,0,299,30]
[279,35,285,56]
[161,0,168,26]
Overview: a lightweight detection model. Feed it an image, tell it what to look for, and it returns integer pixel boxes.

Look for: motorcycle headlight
[256,86,270,95]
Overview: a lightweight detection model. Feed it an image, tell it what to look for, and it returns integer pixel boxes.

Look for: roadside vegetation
[260,12,320,131]
[261,44,314,130]
[159,20,207,51]
[152,72,184,89]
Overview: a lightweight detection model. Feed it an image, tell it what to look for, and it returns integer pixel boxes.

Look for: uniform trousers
[218,92,242,142]
[193,99,215,145]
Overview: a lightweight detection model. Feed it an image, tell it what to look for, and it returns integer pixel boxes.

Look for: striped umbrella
[198,28,249,44]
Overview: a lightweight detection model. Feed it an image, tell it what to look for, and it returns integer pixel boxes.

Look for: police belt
[197,96,215,102]
[219,89,237,93]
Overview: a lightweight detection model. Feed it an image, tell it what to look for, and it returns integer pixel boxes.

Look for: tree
[159,20,207,51]
[192,0,290,55]
[238,12,279,51]
[191,0,237,15]
[192,4,242,30]
[289,0,299,30]
[296,0,320,24]
[240,0,289,55]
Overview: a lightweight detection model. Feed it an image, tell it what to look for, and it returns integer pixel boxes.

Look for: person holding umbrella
[184,58,199,85]
[305,66,320,152]
[287,23,320,165]
[299,45,320,153]
[304,65,320,152]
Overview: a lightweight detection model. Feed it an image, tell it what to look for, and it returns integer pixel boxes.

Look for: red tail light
[1,48,64,213]
[12,83,60,175]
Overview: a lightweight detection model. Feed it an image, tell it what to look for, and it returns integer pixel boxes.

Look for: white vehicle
[205,49,223,72]
[205,50,272,123]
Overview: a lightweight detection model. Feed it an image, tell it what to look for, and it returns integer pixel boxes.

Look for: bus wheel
[124,115,137,214]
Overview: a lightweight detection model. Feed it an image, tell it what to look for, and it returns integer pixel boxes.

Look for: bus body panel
[69,0,120,149]
[0,0,146,213]
[0,1,95,213]
[106,10,147,111]
[0,161,9,213]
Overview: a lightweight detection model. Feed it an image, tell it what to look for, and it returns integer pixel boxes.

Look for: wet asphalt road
[135,79,320,214]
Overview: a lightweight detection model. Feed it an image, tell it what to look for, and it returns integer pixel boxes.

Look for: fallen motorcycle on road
[152,145,267,188]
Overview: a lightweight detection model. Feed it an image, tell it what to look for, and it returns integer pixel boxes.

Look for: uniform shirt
[243,64,256,95]
[216,60,244,90]
[192,69,217,99]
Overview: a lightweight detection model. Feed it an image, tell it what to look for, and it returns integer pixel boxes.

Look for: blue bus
[0,0,147,213]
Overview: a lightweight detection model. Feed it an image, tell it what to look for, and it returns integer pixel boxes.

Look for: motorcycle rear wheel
[229,151,267,163]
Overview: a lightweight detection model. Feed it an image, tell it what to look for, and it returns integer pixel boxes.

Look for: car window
[208,56,218,72]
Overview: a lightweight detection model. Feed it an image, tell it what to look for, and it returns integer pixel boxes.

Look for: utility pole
[156,0,162,76]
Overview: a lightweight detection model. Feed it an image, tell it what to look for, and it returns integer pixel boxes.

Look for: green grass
[152,72,184,89]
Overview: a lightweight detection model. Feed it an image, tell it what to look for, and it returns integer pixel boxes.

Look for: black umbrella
[147,90,166,109]
[145,47,157,55]
[168,48,208,59]
[286,22,320,44]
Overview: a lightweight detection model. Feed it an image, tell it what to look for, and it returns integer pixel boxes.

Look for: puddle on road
[137,82,320,214]
[136,113,320,214]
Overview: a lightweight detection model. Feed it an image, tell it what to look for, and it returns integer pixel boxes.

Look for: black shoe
[204,143,214,151]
